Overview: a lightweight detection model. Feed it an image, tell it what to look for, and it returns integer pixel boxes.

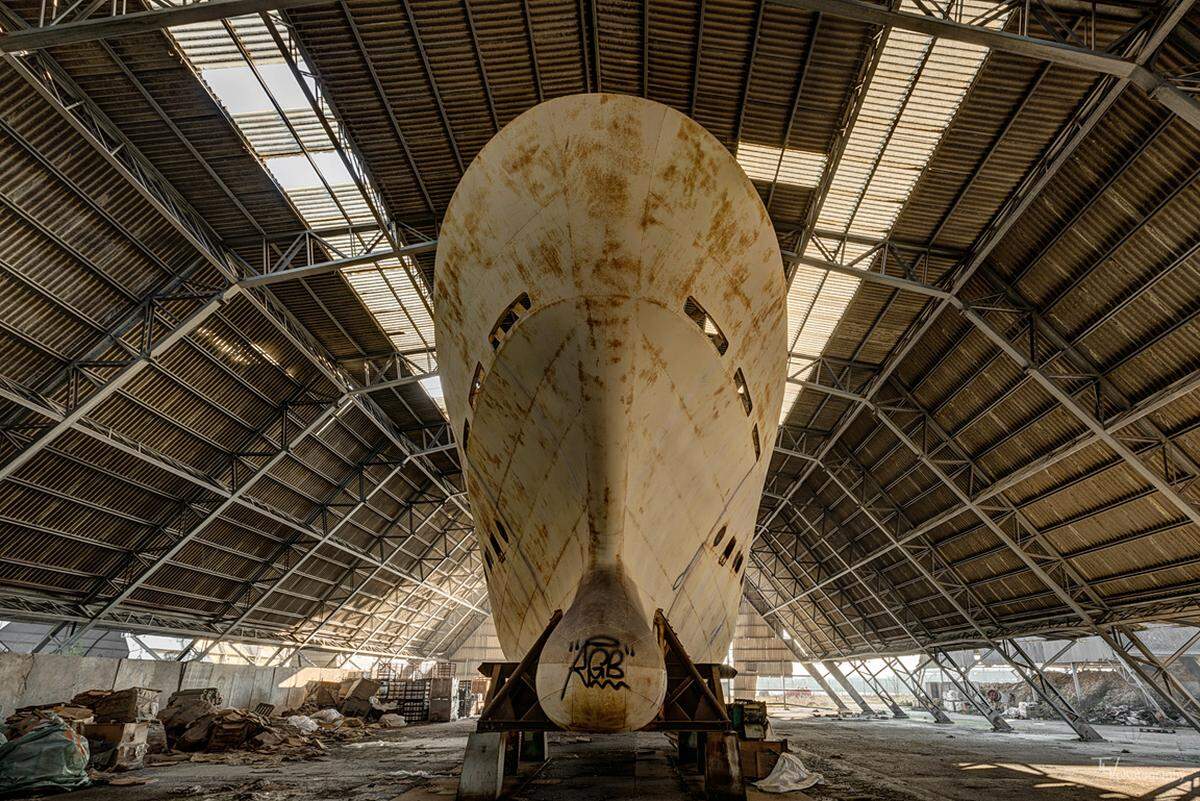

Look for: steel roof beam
[271,489,455,663]
[240,231,435,283]
[770,482,1079,732]
[0,591,426,659]
[778,370,1200,732]
[49,391,358,653]
[0,0,328,51]
[783,216,1200,548]
[193,471,467,661]
[3,368,476,649]
[848,659,907,718]
[747,550,851,655]
[330,0,439,219]
[387,545,487,656]
[766,0,1200,132]
[777,459,1101,737]
[3,23,466,521]
[762,0,1195,536]
[791,362,1200,582]
[765,12,821,215]
[791,0,896,260]
[0,294,239,477]
[758,532,877,652]
[349,518,478,657]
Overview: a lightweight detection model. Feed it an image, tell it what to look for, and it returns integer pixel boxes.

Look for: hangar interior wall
[0,652,361,719]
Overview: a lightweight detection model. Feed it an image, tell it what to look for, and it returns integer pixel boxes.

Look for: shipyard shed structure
[1,0,1200,796]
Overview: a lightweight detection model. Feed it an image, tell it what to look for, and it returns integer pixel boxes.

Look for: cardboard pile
[289,677,382,720]
[167,688,223,707]
[83,722,149,771]
[338,678,380,718]
[158,694,217,744]
[4,704,94,738]
[93,687,159,724]
[5,686,161,772]
[157,693,325,758]
[74,686,160,771]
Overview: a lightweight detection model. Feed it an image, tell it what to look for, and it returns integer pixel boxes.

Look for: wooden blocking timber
[738,738,789,781]
[502,730,520,774]
[457,731,506,801]
[704,732,746,801]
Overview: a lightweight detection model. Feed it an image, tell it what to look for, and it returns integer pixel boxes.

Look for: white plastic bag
[286,715,319,734]
[755,753,824,793]
[379,713,407,728]
[311,708,343,723]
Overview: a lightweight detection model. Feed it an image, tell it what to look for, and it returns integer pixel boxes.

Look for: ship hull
[434,94,786,732]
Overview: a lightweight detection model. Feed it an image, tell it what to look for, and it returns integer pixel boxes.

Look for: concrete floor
[772,707,1200,800]
[32,712,1200,801]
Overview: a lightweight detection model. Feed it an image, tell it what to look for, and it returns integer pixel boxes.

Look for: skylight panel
[201,63,311,114]
[166,13,443,414]
[236,109,329,156]
[735,142,826,188]
[778,0,1009,424]
[171,16,286,68]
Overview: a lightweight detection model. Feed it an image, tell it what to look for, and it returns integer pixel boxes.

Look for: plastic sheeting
[754,752,824,793]
[0,715,90,796]
[285,715,319,734]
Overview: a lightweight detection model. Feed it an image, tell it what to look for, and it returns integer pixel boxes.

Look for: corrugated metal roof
[2,0,1199,666]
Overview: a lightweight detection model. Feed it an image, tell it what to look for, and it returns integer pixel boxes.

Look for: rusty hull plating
[434,93,786,733]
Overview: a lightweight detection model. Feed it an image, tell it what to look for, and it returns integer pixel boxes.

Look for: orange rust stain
[505,140,541,174]
[583,165,629,217]
[536,236,566,279]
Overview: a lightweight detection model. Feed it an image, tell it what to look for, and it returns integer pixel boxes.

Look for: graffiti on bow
[561,635,633,698]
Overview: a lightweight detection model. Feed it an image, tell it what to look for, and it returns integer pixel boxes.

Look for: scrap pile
[983,669,1167,726]
[157,688,325,758]
[0,675,414,791]
[4,686,160,773]
[285,677,383,719]
[0,686,163,792]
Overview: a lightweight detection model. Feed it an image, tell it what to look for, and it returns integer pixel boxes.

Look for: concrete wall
[0,652,363,719]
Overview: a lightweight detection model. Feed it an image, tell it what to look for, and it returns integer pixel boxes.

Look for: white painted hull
[434,94,786,731]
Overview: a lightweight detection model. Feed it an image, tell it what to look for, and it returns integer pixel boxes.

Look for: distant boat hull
[435,94,786,732]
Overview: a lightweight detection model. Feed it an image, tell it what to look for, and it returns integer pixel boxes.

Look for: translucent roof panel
[778,0,1008,423]
[166,12,443,414]
[736,142,826,188]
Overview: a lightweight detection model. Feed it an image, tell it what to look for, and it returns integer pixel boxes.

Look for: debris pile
[0,712,91,794]
[93,687,159,724]
[284,677,383,719]
[0,676,418,790]
[157,691,327,757]
[981,669,1167,726]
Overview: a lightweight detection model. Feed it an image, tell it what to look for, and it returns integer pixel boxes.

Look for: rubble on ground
[980,669,1169,726]
[1,677,416,789]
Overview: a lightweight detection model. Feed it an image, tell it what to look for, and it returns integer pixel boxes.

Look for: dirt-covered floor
[771,708,1200,800]
[16,712,1200,801]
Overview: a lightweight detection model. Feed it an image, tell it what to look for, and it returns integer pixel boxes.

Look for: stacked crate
[372,663,431,722]
[393,680,431,722]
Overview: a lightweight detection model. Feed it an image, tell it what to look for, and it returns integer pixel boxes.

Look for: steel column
[822,661,876,715]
